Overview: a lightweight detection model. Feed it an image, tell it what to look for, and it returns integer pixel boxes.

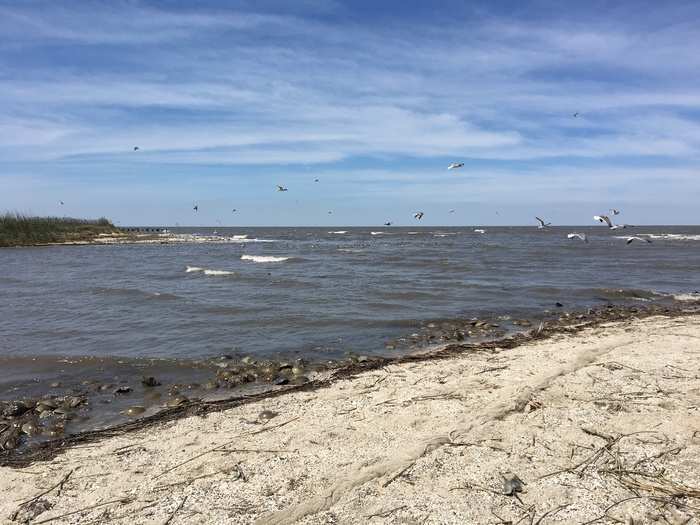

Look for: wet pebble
[258,410,278,422]
[167,395,188,407]
[123,406,146,417]
[141,376,161,387]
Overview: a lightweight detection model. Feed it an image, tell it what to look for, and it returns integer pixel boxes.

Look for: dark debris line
[2,301,699,468]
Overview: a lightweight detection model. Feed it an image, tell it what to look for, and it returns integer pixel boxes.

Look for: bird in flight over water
[567,233,588,243]
[447,162,464,170]
[594,215,627,229]
[573,112,579,118]
[277,185,288,192]
[133,146,139,151]
[384,221,393,226]
[414,212,424,220]
[535,217,551,229]
[625,236,651,245]
[59,201,64,205]
[232,209,237,213]
[193,204,198,212]
[314,179,319,183]
[610,208,620,215]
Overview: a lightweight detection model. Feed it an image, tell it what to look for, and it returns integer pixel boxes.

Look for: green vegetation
[0,213,119,247]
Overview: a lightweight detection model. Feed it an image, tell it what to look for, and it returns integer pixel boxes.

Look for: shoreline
[2,313,700,523]
[2,301,699,467]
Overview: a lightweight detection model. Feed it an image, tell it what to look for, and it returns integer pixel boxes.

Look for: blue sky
[1,0,699,226]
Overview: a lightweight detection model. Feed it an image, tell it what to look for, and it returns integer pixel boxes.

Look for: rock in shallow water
[166,395,188,407]
[123,406,146,417]
[141,376,161,387]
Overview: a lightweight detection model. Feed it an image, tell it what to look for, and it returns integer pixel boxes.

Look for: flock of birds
[61,144,650,247]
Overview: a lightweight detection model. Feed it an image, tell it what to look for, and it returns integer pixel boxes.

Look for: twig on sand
[477,365,509,375]
[155,417,299,479]
[365,505,407,518]
[582,427,615,443]
[382,462,415,487]
[163,496,187,525]
[217,448,290,454]
[32,498,133,525]
[533,503,570,524]
[11,470,73,521]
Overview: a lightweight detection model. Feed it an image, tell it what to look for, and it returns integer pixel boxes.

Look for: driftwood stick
[155,417,300,479]
[32,498,132,525]
[11,470,73,521]
[163,496,187,525]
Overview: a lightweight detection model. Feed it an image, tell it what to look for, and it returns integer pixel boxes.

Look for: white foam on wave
[673,292,700,302]
[186,266,235,276]
[204,269,235,276]
[638,233,700,241]
[370,231,386,235]
[407,232,420,235]
[241,255,290,263]
[232,234,249,240]
[329,231,347,234]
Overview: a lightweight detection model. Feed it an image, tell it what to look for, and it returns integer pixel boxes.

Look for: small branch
[32,498,132,525]
[382,462,415,487]
[11,470,73,521]
[365,505,407,519]
[162,496,187,525]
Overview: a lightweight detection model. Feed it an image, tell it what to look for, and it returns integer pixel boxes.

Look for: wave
[241,255,290,263]
[329,231,347,234]
[92,287,179,300]
[232,234,249,240]
[370,231,387,235]
[637,233,700,241]
[672,292,700,302]
[186,266,235,276]
[204,269,235,276]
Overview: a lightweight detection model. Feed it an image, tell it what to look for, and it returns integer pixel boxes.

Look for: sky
[1,0,699,226]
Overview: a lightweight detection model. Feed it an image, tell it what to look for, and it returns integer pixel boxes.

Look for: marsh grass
[0,213,119,247]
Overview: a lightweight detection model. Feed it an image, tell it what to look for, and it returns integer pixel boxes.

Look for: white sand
[3,315,700,524]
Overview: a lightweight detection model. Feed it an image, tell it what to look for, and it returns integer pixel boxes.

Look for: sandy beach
[2,314,700,524]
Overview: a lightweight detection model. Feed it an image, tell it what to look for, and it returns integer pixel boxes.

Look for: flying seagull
[59,201,64,205]
[314,178,319,183]
[535,217,551,229]
[384,221,393,226]
[567,233,588,243]
[447,162,464,170]
[277,185,288,192]
[594,215,627,229]
[610,208,620,215]
[573,112,580,118]
[594,215,612,227]
[232,208,237,213]
[193,204,198,212]
[448,209,456,213]
[414,212,424,220]
[133,146,139,151]
[625,236,651,245]
[328,211,333,214]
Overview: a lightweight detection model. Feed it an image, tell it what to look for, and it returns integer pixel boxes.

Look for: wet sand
[2,314,700,524]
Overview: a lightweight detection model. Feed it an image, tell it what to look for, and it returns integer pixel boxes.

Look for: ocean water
[1,225,699,399]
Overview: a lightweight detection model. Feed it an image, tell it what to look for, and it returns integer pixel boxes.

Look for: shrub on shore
[0,213,119,247]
